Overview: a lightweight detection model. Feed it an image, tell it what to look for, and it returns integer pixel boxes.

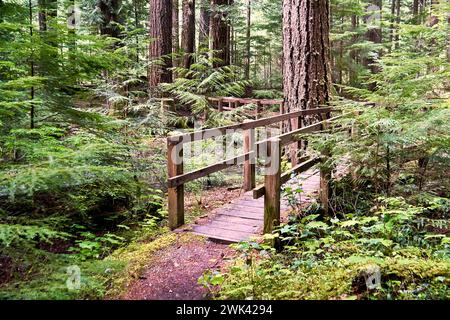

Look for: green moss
[217,255,450,300]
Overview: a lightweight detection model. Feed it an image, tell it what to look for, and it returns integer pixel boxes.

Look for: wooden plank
[219,210,263,220]
[192,225,255,242]
[231,201,265,209]
[214,215,263,226]
[207,221,260,233]
[168,152,253,188]
[168,107,335,145]
[222,204,263,214]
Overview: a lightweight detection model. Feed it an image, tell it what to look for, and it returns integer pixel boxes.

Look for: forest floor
[119,187,241,300]
[120,235,233,300]
[119,168,324,300]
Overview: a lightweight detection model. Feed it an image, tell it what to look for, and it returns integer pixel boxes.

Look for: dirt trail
[121,234,234,300]
[121,187,240,300]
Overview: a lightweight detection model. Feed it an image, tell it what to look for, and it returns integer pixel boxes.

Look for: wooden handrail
[256,114,346,148]
[208,97,283,105]
[253,157,320,199]
[168,152,253,188]
[168,107,335,145]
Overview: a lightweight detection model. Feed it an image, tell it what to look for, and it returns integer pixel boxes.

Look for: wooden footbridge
[167,97,350,243]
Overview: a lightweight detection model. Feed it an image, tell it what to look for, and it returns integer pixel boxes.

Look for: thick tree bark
[29,0,35,129]
[211,0,230,67]
[149,0,173,89]
[172,0,180,69]
[225,0,233,65]
[244,0,251,80]
[349,14,359,85]
[98,0,122,38]
[363,0,382,90]
[447,0,450,62]
[181,0,195,68]
[282,0,332,113]
[198,0,211,48]
[412,0,419,23]
[38,0,57,32]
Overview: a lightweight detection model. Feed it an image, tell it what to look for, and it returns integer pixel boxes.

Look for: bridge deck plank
[192,169,320,242]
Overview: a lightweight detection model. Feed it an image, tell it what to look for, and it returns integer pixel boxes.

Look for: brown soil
[120,235,234,300]
[120,186,241,300]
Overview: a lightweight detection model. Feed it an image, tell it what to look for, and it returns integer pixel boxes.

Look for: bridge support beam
[168,138,184,230]
[264,138,281,234]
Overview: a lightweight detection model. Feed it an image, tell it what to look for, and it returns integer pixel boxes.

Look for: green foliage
[215,194,450,300]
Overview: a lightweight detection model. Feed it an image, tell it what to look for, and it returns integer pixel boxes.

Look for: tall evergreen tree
[149,0,173,89]
[211,0,230,67]
[181,0,195,68]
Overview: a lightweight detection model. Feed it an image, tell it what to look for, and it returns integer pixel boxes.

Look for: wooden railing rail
[168,152,253,188]
[167,103,344,231]
[255,114,346,148]
[168,107,334,145]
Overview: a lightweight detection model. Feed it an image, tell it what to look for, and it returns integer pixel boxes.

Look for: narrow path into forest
[121,169,321,300]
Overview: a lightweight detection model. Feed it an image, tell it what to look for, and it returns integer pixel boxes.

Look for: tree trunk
[172,0,180,67]
[149,0,173,89]
[349,14,359,85]
[413,0,419,23]
[447,0,450,62]
[394,0,401,47]
[29,0,35,129]
[225,0,233,66]
[0,0,4,23]
[282,0,332,113]
[211,0,230,67]
[198,0,210,48]
[181,0,195,69]
[363,0,382,90]
[98,0,122,38]
[244,0,251,80]
[283,0,332,164]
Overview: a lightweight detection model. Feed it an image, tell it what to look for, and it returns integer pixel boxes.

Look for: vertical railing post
[256,101,262,119]
[243,120,256,191]
[279,102,284,133]
[264,138,281,234]
[218,98,224,112]
[289,114,302,167]
[167,137,184,229]
[319,116,331,215]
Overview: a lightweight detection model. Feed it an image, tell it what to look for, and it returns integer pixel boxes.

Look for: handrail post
[167,137,184,229]
[289,114,301,167]
[319,117,331,215]
[256,101,262,119]
[218,98,224,112]
[279,102,284,133]
[243,120,256,191]
[264,138,281,234]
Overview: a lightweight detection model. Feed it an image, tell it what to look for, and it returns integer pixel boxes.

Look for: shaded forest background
[0,0,449,300]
